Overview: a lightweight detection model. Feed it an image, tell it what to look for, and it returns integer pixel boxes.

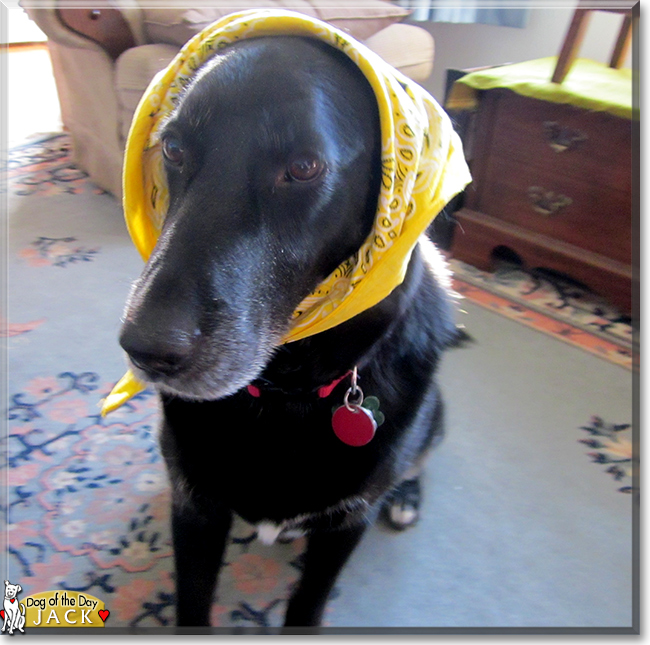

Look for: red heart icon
[0,610,4,620]
[98,609,109,623]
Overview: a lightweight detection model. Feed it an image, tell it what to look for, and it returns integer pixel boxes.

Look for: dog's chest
[255,521,303,545]
[162,395,390,519]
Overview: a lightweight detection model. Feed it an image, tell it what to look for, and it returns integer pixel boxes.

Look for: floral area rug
[449,259,635,371]
[7,372,307,628]
[2,134,635,631]
[3,134,309,630]
[579,416,635,495]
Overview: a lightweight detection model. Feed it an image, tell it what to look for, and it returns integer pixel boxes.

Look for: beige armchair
[23,1,435,199]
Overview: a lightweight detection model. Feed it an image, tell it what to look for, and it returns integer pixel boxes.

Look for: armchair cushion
[142,0,410,47]
[115,44,180,142]
[364,23,434,80]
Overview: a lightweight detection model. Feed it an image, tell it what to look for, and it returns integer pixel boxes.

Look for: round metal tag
[332,404,377,447]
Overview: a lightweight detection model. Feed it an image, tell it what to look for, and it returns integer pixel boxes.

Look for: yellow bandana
[101,9,471,415]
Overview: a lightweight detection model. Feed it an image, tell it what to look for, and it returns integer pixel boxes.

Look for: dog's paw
[447,326,474,348]
[382,477,421,531]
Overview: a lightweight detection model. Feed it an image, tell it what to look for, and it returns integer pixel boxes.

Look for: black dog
[119,36,458,629]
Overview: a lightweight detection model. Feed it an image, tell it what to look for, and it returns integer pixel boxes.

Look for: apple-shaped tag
[332,404,377,447]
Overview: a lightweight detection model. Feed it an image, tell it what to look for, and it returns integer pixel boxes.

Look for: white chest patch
[256,521,284,546]
[256,521,306,545]
[254,495,369,546]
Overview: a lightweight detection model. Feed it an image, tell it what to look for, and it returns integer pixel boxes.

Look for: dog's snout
[120,324,200,378]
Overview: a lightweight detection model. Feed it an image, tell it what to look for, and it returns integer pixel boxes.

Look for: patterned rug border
[449,258,632,348]
[452,277,634,371]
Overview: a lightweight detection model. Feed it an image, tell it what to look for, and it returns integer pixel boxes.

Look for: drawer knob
[543,121,587,153]
[527,186,573,216]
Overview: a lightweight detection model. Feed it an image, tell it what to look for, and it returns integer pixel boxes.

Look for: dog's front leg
[284,523,366,628]
[172,499,233,627]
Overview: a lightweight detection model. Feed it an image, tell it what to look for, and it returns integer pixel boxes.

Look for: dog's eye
[162,136,184,165]
[286,157,324,182]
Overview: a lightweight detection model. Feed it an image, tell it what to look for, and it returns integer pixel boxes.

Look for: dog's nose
[127,349,187,377]
[119,326,199,378]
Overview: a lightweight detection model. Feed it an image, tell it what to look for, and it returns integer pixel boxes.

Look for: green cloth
[447,57,633,120]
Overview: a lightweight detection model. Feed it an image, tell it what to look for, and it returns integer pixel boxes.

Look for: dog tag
[332,404,377,447]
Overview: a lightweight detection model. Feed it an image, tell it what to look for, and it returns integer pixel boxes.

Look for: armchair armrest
[22,5,104,52]
[21,0,146,60]
[56,7,136,60]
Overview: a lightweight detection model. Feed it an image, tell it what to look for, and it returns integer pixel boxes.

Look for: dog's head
[4,581,21,600]
[119,37,381,400]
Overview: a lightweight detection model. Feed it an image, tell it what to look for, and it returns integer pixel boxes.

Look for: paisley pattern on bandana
[106,9,470,414]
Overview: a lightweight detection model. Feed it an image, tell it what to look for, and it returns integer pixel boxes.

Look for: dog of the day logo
[1,581,109,633]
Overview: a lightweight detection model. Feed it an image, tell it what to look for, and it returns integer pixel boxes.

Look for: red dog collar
[246,367,382,447]
[246,371,352,399]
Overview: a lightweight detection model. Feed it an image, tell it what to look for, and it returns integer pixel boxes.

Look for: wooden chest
[452,88,634,313]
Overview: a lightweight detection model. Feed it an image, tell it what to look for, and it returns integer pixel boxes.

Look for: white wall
[4,6,47,44]
[412,5,632,101]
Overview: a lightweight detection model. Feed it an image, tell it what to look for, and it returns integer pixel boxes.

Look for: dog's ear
[3,581,8,587]
[15,586,21,594]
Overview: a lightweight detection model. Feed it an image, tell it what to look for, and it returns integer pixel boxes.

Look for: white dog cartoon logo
[1,581,26,635]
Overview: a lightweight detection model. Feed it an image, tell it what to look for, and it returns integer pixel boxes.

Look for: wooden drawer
[477,155,631,264]
[489,90,632,194]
